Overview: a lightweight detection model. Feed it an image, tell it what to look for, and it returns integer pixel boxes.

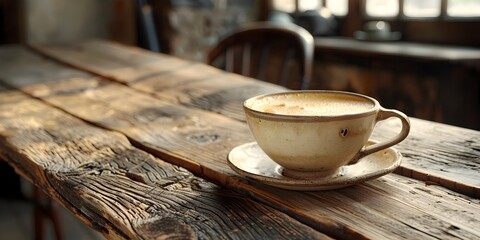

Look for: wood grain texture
[373,118,480,198]
[0,86,330,240]
[248,175,480,239]
[132,68,286,122]
[32,40,480,196]
[29,40,193,84]
[30,40,287,122]
[2,45,479,239]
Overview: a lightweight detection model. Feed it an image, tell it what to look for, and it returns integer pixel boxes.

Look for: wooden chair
[207,21,314,90]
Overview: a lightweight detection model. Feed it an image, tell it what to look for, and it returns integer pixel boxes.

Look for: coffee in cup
[243,90,410,179]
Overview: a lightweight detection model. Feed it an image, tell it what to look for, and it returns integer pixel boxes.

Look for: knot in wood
[187,133,220,144]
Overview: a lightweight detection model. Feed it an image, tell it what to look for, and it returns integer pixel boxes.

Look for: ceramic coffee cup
[243,90,410,179]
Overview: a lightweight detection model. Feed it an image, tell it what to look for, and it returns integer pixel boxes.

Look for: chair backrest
[207,21,314,90]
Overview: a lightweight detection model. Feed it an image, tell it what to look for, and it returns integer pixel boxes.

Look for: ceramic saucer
[227,141,402,191]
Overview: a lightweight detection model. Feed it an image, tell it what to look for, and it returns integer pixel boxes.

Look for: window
[271,0,348,16]
[364,0,480,18]
[272,0,296,13]
[447,0,480,17]
[298,0,320,12]
[404,0,441,17]
[325,0,348,16]
[366,0,399,17]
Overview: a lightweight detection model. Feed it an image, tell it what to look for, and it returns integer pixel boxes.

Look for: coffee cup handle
[349,108,410,164]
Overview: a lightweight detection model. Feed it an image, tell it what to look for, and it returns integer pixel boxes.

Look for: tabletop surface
[0,41,479,239]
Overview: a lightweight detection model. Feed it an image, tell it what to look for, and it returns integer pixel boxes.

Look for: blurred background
[2,1,479,54]
[3,0,478,129]
[0,0,479,239]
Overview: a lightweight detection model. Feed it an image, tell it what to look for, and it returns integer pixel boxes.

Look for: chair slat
[225,47,234,72]
[207,22,314,90]
[242,43,251,76]
[257,46,269,81]
[279,48,295,87]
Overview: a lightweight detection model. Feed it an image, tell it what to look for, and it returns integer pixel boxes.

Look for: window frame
[324,0,349,17]
[443,0,480,20]
[271,0,349,18]
[402,0,442,19]
[361,0,480,21]
[362,0,401,20]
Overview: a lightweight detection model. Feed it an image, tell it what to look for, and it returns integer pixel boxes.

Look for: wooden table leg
[33,187,63,240]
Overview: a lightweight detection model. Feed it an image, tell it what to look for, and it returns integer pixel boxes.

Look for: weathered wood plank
[30,41,287,122]
[132,69,286,121]
[374,119,480,198]
[29,40,193,84]
[2,46,480,239]
[0,85,331,239]
[249,175,480,239]
[32,40,480,197]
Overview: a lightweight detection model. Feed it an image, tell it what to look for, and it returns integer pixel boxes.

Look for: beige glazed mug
[243,90,410,179]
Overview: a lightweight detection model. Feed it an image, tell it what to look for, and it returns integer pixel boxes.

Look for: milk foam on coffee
[249,93,374,116]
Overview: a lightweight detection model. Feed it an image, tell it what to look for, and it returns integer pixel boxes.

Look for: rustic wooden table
[0,41,479,239]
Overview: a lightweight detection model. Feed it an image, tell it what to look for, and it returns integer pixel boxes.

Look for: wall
[0,0,136,45]
[150,0,258,61]
[311,51,480,130]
